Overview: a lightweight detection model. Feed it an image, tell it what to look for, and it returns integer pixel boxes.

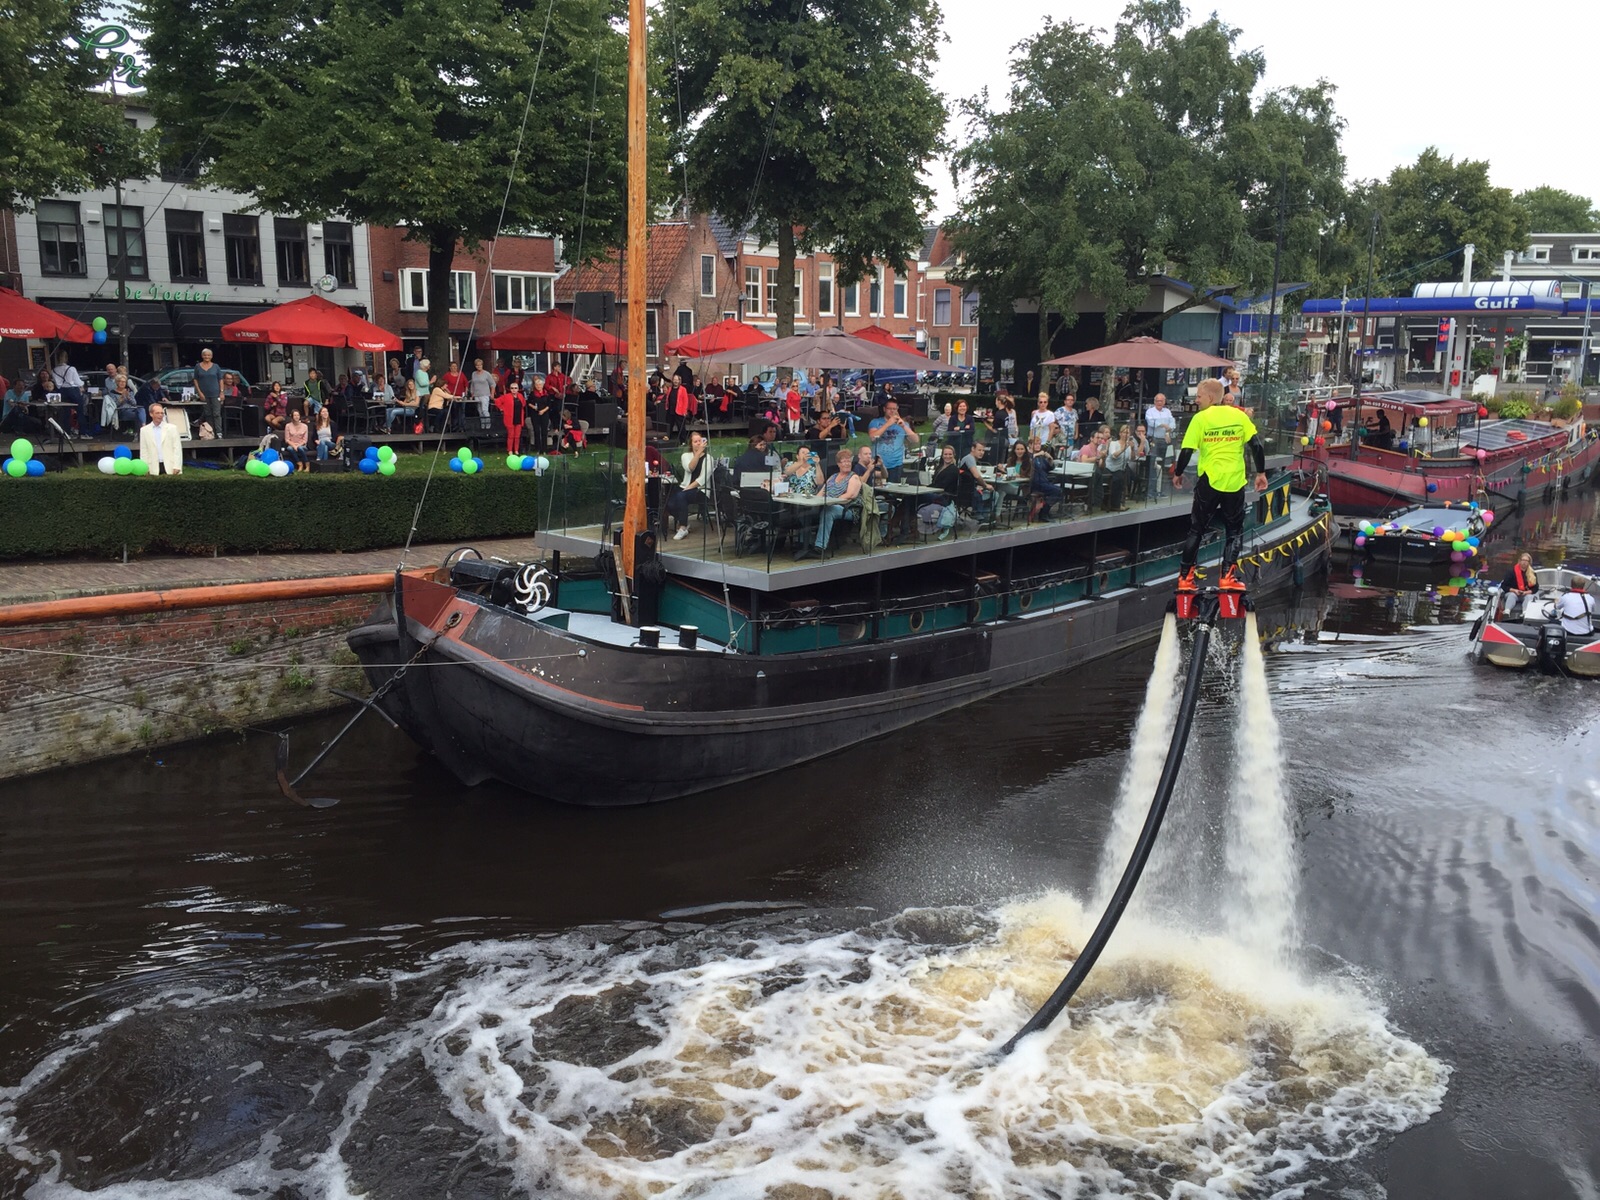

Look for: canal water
[2,489,1599,1198]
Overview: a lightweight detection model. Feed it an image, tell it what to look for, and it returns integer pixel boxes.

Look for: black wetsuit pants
[1181,475,1246,572]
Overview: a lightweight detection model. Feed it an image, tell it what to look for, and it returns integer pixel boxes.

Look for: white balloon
[269,460,291,477]
[537,456,550,471]
[97,457,117,475]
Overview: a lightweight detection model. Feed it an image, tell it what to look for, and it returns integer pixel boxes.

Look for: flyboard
[1000,578,1250,1054]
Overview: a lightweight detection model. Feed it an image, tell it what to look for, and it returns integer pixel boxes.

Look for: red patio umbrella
[663,317,772,358]
[221,294,400,351]
[1044,336,1231,369]
[482,309,625,355]
[0,287,94,342]
[853,324,928,357]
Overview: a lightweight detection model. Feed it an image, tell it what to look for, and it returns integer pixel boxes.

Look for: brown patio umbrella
[1044,336,1232,369]
[720,326,932,371]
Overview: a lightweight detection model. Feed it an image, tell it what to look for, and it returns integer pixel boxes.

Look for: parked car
[157,366,259,395]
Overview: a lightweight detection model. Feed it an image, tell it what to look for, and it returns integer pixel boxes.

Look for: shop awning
[36,297,371,345]
[1301,295,1568,317]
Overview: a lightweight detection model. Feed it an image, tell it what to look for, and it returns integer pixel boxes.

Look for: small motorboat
[1471,566,1600,675]
[1348,502,1490,566]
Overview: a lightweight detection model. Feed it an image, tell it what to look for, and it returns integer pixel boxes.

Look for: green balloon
[247,459,268,477]
[457,446,472,462]
[378,460,396,476]
[113,457,133,476]
[11,439,33,463]
[5,459,25,478]
[129,458,149,476]
[377,446,396,463]
[91,316,107,331]
[462,458,478,475]
[505,454,523,471]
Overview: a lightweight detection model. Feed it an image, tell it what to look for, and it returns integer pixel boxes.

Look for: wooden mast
[620,0,648,593]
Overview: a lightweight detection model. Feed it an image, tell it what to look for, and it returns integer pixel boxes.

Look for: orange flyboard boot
[1174,567,1198,619]
[1217,564,1246,619]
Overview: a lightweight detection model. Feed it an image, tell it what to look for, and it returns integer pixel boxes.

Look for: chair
[221,404,245,436]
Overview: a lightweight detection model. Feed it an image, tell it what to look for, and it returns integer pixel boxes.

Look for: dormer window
[1518,245,1551,264]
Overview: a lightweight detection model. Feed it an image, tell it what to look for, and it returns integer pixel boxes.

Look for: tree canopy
[1514,185,1600,234]
[658,0,945,338]
[132,0,633,365]
[949,0,1347,356]
[0,0,148,210]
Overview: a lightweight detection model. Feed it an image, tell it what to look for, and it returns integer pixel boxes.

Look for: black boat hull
[349,535,1329,805]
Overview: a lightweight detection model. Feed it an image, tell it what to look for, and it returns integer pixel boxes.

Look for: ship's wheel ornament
[515,564,553,610]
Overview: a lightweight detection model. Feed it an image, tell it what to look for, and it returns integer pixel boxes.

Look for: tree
[1514,185,1600,234]
[659,0,945,339]
[0,0,149,209]
[949,1,1348,360]
[1368,148,1528,293]
[132,0,633,367]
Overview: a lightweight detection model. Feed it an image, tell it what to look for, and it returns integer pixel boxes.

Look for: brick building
[366,227,559,368]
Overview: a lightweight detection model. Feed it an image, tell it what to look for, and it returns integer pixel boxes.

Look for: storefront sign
[74,24,145,90]
[114,284,212,303]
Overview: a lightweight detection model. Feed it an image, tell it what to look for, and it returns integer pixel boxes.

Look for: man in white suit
[139,403,183,475]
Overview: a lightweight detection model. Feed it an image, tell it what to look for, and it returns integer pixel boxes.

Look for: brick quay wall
[0,594,378,782]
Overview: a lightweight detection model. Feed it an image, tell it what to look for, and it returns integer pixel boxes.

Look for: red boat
[1293,389,1600,518]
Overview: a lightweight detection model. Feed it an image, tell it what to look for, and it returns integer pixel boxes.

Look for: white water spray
[1092,615,1183,907]
[1223,611,1300,962]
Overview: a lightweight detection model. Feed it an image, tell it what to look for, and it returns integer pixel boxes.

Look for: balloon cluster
[448,447,485,475]
[2,438,46,478]
[505,453,550,474]
[92,316,107,345]
[246,447,294,477]
[96,444,148,476]
[358,445,398,476]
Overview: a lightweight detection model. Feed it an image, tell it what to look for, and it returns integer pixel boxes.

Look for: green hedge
[0,469,550,559]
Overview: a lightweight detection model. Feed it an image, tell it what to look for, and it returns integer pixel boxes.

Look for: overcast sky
[928,0,1600,222]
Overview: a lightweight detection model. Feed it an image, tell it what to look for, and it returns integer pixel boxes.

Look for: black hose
[999,598,1217,1055]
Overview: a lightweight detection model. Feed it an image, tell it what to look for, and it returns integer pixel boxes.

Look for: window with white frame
[765,267,778,315]
[700,254,716,296]
[645,309,659,358]
[1559,281,1583,299]
[793,269,804,317]
[722,310,736,322]
[1519,245,1551,264]
[744,266,761,312]
[933,287,951,326]
[844,281,859,317]
[1574,246,1600,263]
[961,292,979,325]
[493,271,554,313]
[928,336,942,362]
[892,273,907,318]
[817,261,834,315]
[677,309,693,338]
[36,201,87,276]
[399,269,478,312]
[869,267,884,316]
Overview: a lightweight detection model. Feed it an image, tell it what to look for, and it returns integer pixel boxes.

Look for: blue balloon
[358,458,378,474]
[472,458,484,471]
[92,329,107,344]
[520,457,536,470]
[113,444,132,459]
[25,459,45,477]
[1425,482,1437,493]
[261,447,280,464]
[1,458,12,474]
[363,446,379,460]
[448,457,463,472]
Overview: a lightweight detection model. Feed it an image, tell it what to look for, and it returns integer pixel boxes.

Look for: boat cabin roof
[1353,390,1478,416]
[1387,505,1481,533]
[1461,418,1567,452]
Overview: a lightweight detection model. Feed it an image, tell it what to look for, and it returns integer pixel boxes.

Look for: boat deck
[539,487,1238,591]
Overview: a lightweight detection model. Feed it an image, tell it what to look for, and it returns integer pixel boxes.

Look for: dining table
[874,481,945,543]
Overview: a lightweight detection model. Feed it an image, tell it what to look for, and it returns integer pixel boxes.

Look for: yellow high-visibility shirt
[1180,404,1258,492]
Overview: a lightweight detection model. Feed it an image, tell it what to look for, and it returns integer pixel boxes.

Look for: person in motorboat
[1501,553,1539,618]
[1558,576,1596,638]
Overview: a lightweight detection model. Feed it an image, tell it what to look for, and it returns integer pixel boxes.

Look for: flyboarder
[1171,377,1268,593]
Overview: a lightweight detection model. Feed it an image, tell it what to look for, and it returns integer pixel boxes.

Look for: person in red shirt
[439,360,470,431]
[670,377,697,445]
[545,364,570,398]
[493,379,527,454]
[784,380,802,436]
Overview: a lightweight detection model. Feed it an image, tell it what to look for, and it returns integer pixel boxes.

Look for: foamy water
[7,894,1448,1200]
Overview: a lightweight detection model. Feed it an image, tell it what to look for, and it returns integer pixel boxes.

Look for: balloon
[93,330,107,344]
[25,459,44,477]
[536,456,549,471]
[1466,537,1480,548]
[358,458,378,475]
[113,457,133,476]
[1451,551,1465,562]
[1354,535,1366,546]
[506,455,523,471]
[1325,400,1338,411]
[520,456,536,471]
[1418,417,1428,428]
[11,439,34,462]
[1426,482,1437,493]
[91,317,107,331]
[1483,511,1495,524]
[1432,525,1445,537]
[472,457,483,471]
[1313,436,1325,448]
[97,457,116,475]
[2,459,21,478]
[113,445,132,459]
[448,457,463,473]
[1397,440,1409,452]
[378,460,396,476]
[1476,449,1487,461]
[260,447,280,464]
[246,459,267,477]
[457,447,472,462]
[129,459,148,476]
[462,459,479,475]
[1300,436,1310,446]
[1478,406,1489,417]
[363,445,379,460]
[1321,420,1331,432]
[378,446,395,463]
[269,460,291,477]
